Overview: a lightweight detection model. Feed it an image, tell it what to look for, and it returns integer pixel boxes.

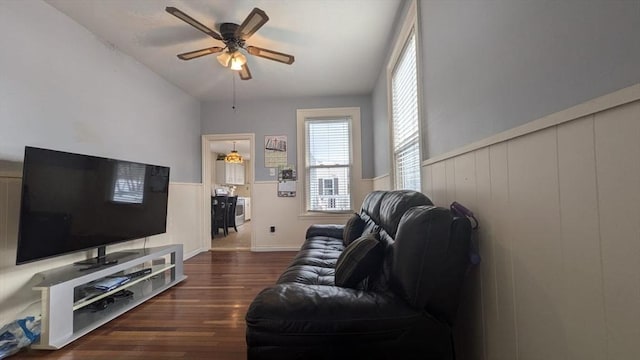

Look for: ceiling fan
[166,6,295,80]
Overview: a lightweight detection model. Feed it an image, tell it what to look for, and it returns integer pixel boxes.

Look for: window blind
[305,118,351,211]
[391,29,420,191]
[112,162,146,204]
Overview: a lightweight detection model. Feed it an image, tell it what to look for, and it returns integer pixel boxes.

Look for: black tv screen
[16,146,170,265]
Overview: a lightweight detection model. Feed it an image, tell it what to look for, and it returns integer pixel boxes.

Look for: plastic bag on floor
[0,316,41,359]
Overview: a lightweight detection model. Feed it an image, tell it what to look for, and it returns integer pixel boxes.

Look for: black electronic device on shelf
[15,146,170,266]
[109,268,153,280]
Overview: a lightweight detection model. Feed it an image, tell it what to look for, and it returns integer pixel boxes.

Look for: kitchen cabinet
[215,160,245,185]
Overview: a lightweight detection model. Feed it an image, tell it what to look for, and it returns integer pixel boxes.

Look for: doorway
[202,134,255,251]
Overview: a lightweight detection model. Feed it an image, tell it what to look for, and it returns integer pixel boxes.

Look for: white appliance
[235,197,245,225]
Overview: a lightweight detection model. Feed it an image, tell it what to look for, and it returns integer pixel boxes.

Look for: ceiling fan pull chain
[232,75,237,110]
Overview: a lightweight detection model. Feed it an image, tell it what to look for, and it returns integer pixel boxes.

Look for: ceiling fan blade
[247,46,295,65]
[239,63,252,80]
[235,8,269,40]
[177,47,224,60]
[166,7,222,41]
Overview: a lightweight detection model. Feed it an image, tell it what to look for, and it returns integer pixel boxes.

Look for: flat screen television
[16,146,170,267]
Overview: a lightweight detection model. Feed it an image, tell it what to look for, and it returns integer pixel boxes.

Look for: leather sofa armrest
[305,224,344,239]
[246,283,424,335]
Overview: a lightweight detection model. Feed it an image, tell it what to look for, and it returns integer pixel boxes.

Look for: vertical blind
[305,118,351,211]
[391,29,421,191]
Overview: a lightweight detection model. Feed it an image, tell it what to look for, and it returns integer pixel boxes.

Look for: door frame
[201,133,255,250]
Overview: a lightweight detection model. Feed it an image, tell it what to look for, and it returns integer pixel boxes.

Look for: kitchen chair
[212,195,229,237]
[226,196,238,233]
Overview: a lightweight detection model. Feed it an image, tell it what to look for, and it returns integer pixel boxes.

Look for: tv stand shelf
[31,244,186,350]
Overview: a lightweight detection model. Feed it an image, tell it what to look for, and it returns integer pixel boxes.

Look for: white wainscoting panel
[486,142,518,360]
[507,127,565,360]
[166,182,203,258]
[423,96,640,360]
[253,182,308,251]
[557,115,607,359]
[373,174,391,191]
[451,152,485,360]
[252,179,372,251]
[0,180,203,325]
[430,161,448,206]
[422,165,433,200]
[594,101,640,359]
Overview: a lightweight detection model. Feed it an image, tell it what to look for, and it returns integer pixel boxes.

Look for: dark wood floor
[14,251,295,360]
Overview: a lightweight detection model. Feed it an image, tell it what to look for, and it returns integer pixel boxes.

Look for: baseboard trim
[251,246,300,252]
[183,248,204,260]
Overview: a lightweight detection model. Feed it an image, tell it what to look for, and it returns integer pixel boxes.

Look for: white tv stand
[31,244,186,349]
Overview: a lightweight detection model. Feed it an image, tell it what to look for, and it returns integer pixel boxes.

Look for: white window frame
[387,0,423,191]
[297,107,362,217]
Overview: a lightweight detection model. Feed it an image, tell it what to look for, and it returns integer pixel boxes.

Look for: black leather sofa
[246,190,472,359]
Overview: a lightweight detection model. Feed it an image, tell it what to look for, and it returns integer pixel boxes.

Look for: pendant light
[225,141,243,164]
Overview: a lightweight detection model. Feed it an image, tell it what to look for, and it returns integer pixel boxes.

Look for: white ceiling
[45,0,402,102]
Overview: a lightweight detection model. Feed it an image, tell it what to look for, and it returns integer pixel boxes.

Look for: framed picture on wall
[264,135,287,168]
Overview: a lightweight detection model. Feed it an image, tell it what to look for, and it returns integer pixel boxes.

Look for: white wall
[166,183,203,259]
[0,0,202,183]
[0,1,205,325]
[423,86,640,360]
[251,180,372,250]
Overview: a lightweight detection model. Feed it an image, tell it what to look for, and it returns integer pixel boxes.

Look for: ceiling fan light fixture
[217,52,231,67]
[230,52,247,71]
[168,6,295,80]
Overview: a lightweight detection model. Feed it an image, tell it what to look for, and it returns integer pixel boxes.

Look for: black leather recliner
[246,190,472,359]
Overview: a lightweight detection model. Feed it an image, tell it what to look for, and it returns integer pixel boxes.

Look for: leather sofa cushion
[378,190,433,237]
[305,224,344,239]
[391,206,452,309]
[299,237,344,252]
[246,283,433,336]
[360,190,386,225]
[343,213,366,246]
[277,265,335,285]
[335,233,383,288]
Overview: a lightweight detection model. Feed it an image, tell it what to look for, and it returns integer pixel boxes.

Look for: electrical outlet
[269,168,276,176]
[270,226,276,233]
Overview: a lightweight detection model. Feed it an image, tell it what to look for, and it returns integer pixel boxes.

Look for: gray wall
[372,70,391,178]
[202,95,374,181]
[373,0,640,176]
[420,0,640,158]
[0,0,201,182]
[372,0,411,178]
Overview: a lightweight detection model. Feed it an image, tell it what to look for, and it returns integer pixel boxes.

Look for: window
[306,118,351,211]
[319,177,339,208]
[389,3,421,191]
[297,107,361,215]
[112,161,146,204]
